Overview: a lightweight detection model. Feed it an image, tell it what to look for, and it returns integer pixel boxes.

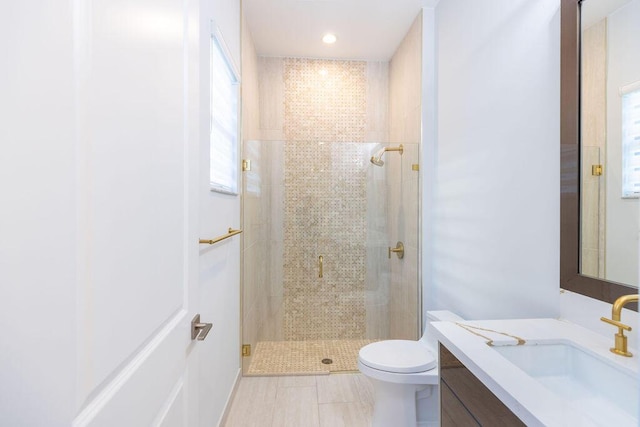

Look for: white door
[0,1,206,426]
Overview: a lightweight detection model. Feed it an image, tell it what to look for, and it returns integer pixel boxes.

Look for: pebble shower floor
[246,339,377,376]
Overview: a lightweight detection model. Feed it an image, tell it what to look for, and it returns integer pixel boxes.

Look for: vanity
[431,0,640,423]
[439,343,525,426]
[433,319,639,426]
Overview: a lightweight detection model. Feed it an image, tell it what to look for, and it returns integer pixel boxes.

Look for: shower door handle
[318,255,324,278]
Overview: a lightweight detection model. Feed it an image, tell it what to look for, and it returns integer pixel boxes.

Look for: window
[209,28,239,195]
[622,84,640,198]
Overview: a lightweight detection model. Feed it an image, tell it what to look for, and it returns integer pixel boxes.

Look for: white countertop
[432,318,639,427]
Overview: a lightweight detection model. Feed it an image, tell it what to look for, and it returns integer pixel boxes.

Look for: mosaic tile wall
[283,142,372,340]
[283,59,367,142]
[279,59,382,340]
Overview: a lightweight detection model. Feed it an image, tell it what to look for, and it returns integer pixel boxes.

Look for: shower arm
[370,144,404,166]
[385,145,404,154]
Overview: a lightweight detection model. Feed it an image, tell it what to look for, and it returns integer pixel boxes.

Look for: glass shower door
[241,139,421,376]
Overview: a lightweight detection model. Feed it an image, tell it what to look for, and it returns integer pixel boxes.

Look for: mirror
[560,0,637,307]
[580,0,639,288]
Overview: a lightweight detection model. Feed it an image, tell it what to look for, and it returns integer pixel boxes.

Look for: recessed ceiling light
[322,33,337,44]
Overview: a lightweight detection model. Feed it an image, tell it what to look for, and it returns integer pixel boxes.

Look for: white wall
[198,0,242,425]
[421,7,437,325]
[423,0,561,320]
[605,0,640,287]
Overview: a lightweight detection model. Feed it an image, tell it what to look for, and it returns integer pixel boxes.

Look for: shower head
[370,147,386,166]
[369,144,403,167]
[370,156,385,166]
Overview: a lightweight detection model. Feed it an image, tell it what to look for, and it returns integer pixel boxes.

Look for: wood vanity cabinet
[439,344,526,426]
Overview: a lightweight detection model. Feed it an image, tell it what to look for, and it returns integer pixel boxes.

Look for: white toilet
[358,310,463,427]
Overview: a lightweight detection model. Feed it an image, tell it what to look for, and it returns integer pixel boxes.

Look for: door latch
[191,314,213,341]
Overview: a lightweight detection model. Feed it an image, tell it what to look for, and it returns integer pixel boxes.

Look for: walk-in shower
[241,139,420,376]
[240,56,420,377]
[370,144,404,166]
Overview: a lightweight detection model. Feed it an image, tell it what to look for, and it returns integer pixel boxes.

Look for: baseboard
[216,368,242,427]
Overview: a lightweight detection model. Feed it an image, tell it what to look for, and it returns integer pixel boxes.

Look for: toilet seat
[359,340,436,373]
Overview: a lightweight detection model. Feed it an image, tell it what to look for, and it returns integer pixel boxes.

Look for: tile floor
[223,374,374,427]
[247,340,377,375]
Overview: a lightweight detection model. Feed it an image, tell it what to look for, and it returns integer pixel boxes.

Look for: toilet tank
[421,310,464,351]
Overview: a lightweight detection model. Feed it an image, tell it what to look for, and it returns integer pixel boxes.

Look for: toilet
[358,310,463,427]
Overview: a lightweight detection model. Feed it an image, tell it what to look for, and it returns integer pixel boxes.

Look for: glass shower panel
[580,146,603,278]
[241,139,420,375]
[387,142,420,341]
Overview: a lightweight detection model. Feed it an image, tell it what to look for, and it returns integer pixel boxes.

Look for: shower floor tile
[247,339,377,376]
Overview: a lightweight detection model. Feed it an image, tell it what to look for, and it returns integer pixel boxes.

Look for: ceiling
[243,0,438,61]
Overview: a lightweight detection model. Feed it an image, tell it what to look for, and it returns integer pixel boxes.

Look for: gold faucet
[600,294,638,357]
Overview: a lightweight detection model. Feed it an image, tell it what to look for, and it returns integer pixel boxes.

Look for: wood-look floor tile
[318,402,372,427]
[271,386,320,427]
[277,375,317,388]
[224,377,278,427]
[316,374,361,404]
[352,374,374,406]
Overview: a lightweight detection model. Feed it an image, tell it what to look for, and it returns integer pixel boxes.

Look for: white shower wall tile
[262,129,285,141]
[385,12,423,341]
[242,17,261,141]
[365,131,390,143]
[269,295,285,341]
[406,106,422,145]
[401,143,419,182]
[242,297,259,371]
[258,57,285,137]
[365,297,389,339]
[242,243,257,309]
[404,195,420,251]
[365,62,389,141]
[389,15,422,143]
[267,141,285,300]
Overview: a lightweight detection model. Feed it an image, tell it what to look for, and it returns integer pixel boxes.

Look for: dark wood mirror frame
[560,0,637,310]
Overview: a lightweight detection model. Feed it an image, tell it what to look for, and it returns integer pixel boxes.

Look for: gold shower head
[370,144,403,167]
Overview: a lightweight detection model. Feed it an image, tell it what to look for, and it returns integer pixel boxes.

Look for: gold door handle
[388,242,405,259]
[191,314,213,341]
[318,255,324,278]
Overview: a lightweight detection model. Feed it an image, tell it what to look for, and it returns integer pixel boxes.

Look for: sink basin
[494,342,639,426]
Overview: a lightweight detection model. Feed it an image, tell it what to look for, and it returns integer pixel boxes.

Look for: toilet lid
[359,340,436,373]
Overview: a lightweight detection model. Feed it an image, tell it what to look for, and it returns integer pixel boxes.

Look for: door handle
[191,314,213,341]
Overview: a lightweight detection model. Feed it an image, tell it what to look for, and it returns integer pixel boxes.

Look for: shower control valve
[388,242,405,259]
